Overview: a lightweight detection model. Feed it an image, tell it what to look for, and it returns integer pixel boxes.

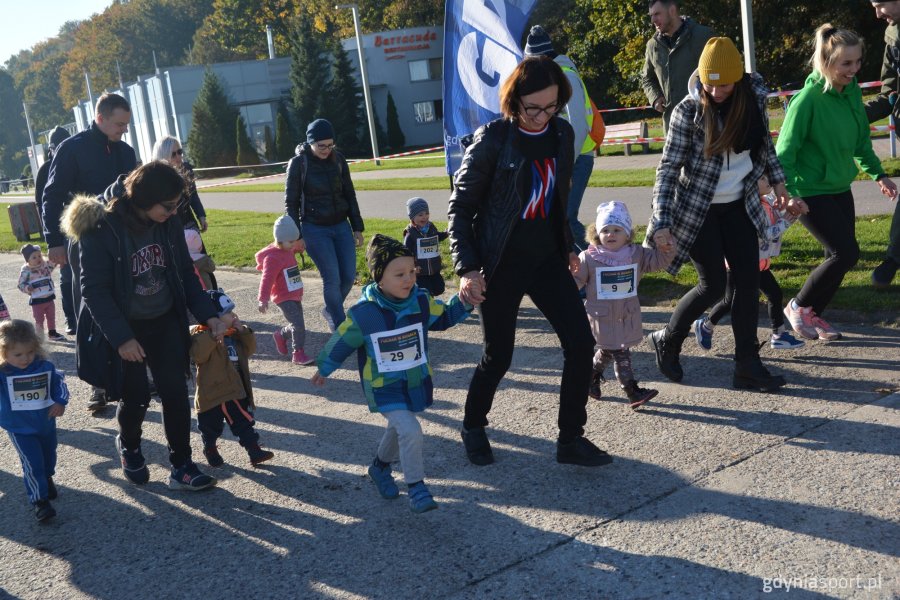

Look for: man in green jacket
[641,0,714,133]
[865,0,900,288]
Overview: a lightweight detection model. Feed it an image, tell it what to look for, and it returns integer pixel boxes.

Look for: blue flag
[443,0,538,175]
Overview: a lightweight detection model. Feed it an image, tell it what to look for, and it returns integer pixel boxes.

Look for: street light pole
[336,3,380,165]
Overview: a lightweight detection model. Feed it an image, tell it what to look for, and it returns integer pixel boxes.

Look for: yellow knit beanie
[698,38,744,85]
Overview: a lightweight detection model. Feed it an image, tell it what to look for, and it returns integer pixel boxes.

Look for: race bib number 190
[371,323,427,373]
[6,371,53,411]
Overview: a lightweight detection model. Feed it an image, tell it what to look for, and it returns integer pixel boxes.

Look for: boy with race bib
[0,319,68,521]
[256,215,313,365]
[574,201,673,409]
[402,197,449,296]
[312,234,471,513]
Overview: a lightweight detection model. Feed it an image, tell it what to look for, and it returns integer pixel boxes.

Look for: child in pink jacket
[256,215,313,365]
[574,201,674,409]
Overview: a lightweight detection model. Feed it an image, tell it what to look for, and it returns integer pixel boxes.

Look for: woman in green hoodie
[776,24,898,341]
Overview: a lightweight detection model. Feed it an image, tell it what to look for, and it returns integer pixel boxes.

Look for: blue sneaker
[168,461,217,491]
[770,330,806,350]
[693,317,713,351]
[408,482,438,513]
[367,460,399,499]
[116,436,150,485]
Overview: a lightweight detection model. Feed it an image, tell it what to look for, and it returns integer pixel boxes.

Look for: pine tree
[289,14,330,131]
[385,92,405,151]
[263,125,275,161]
[186,70,238,167]
[236,115,259,166]
[360,98,387,159]
[323,42,363,155]
[274,109,295,161]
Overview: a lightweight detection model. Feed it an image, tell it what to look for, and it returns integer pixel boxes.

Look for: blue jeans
[302,221,357,326]
[568,153,594,252]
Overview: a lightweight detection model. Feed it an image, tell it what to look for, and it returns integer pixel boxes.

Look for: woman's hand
[458,270,487,306]
[568,252,580,274]
[199,217,208,232]
[878,176,898,200]
[118,339,145,362]
[353,231,364,247]
[652,228,675,254]
[786,197,809,216]
[205,317,228,342]
[771,182,791,211]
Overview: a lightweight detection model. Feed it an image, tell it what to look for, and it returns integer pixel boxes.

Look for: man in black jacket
[41,92,137,410]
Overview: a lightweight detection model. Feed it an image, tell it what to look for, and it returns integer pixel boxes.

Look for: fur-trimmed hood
[60,194,108,242]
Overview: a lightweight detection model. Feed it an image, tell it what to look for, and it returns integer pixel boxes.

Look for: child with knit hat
[402,197,449,297]
[574,201,674,409]
[312,234,472,513]
[256,215,313,365]
[190,289,274,467]
[17,244,65,341]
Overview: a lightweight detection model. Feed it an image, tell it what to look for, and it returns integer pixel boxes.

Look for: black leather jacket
[284,144,364,234]
[447,117,575,283]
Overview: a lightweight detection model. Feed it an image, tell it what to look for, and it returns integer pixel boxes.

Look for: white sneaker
[783,299,819,340]
[321,307,335,332]
[810,315,842,341]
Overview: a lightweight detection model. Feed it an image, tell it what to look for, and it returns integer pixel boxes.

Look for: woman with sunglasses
[448,55,611,468]
[285,118,365,331]
[152,136,208,233]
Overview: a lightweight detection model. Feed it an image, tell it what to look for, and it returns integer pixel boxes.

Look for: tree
[385,92,405,151]
[0,71,28,179]
[322,42,363,155]
[289,13,331,130]
[359,98,387,159]
[236,114,259,166]
[263,125,275,161]
[186,70,238,167]
[274,108,295,160]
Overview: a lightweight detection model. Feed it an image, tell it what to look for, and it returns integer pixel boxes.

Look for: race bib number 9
[283,265,304,291]
[372,323,427,373]
[7,370,54,411]
[416,236,440,259]
[595,264,638,300]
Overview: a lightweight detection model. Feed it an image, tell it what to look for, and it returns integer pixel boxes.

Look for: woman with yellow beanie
[645,37,790,392]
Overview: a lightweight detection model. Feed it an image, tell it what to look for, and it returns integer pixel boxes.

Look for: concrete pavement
[0,252,897,599]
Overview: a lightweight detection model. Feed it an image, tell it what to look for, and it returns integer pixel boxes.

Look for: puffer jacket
[61,194,218,397]
[284,144,364,234]
[448,117,575,283]
[190,324,256,413]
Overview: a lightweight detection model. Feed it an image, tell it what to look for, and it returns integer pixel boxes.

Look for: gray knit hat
[21,244,41,261]
[524,25,556,58]
[406,197,429,219]
[273,214,300,243]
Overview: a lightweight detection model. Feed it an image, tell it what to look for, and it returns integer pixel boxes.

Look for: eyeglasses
[521,102,561,118]
[315,143,335,151]
[171,148,184,158]
[159,202,179,214]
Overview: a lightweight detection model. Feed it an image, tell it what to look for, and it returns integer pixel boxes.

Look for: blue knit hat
[306,119,335,144]
[406,197,429,219]
[207,288,236,317]
[524,25,556,58]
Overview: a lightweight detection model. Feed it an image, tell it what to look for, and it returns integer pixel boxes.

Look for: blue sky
[1,1,111,64]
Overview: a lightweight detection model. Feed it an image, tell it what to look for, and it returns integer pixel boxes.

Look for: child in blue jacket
[0,319,68,521]
[312,234,471,513]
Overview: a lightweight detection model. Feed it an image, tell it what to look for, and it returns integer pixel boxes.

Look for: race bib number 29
[371,323,427,373]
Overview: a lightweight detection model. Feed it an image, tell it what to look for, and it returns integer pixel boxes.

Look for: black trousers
[197,397,259,449]
[795,190,859,316]
[463,254,595,441]
[117,310,193,467]
[668,200,761,361]
[709,269,784,332]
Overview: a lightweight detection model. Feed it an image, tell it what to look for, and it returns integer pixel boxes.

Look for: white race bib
[283,265,304,291]
[595,264,638,300]
[371,323,427,373]
[6,370,54,411]
[29,276,55,299]
[416,236,440,260]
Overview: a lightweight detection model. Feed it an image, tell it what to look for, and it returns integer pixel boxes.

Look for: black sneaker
[47,477,58,500]
[246,444,275,466]
[588,369,604,400]
[34,499,56,522]
[872,257,898,289]
[623,381,658,410]
[115,436,150,485]
[47,330,67,341]
[647,328,684,383]
[203,445,225,468]
[168,462,217,491]
[556,436,613,467]
[64,326,76,336]
[87,388,108,412]
[461,426,494,465]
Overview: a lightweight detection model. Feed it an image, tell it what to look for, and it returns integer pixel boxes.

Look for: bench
[604,121,650,156]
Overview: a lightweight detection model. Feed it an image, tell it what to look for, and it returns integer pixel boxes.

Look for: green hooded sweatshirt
[776,72,884,198]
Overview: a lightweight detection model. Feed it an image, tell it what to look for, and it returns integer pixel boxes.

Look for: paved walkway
[0,253,897,599]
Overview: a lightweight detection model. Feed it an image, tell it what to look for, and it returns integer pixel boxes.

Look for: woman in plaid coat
[645,38,789,392]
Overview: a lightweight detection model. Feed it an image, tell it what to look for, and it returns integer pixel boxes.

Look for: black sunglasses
[171,148,184,158]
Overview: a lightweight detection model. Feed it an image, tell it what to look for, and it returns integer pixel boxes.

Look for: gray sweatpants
[276,300,306,352]
[376,409,424,484]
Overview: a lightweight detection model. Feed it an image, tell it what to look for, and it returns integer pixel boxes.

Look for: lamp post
[336,3,380,165]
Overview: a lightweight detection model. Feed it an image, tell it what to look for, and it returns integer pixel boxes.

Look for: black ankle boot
[648,328,686,382]
[588,369,605,400]
[733,357,786,392]
[622,380,658,410]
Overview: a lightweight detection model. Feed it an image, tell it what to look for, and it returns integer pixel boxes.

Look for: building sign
[375,31,438,56]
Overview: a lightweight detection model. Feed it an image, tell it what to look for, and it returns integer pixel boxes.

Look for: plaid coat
[646,72,786,275]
